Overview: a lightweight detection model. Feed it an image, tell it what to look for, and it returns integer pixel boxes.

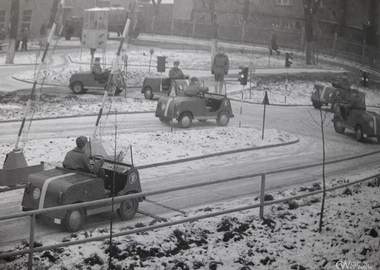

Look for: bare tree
[209,0,218,65]
[301,0,323,65]
[5,0,19,64]
[308,108,330,233]
[151,0,162,16]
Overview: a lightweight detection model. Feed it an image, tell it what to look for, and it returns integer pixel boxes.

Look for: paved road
[1,102,379,248]
[0,36,378,249]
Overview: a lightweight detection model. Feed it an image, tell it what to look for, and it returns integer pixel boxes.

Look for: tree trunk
[305,41,315,65]
[5,39,16,64]
[6,0,19,64]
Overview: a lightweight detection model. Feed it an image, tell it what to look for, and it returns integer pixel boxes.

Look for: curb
[136,138,300,170]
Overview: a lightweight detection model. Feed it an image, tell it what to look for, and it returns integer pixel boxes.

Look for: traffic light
[285,52,293,68]
[157,56,166,72]
[238,66,249,85]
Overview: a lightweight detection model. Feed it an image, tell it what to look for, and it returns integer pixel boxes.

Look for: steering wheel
[90,155,105,165]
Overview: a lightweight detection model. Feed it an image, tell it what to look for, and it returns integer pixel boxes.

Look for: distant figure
[169,61,188,80]
[211,47,229,94]
[21,28,30,51]
[15,29,22,51]
[269,29,280,56]
[0,27,6,40]
[92,57,110,82]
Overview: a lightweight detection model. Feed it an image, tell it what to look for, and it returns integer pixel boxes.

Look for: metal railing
[140,18,380,76]
[1,151,380,269]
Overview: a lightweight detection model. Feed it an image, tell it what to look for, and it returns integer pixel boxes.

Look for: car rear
[21,168,104,220]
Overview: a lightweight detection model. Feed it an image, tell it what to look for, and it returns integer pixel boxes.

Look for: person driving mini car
[340,89,365,119]
[63,136,106,179]
[92,57,110,82]
[169,61,189,80]
[185,77,208,97]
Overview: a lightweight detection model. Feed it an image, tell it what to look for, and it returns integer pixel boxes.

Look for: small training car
[69,70,125,95]
[311,83,349,111]
[155,79,234,128]
[332,90,380,142]
[21,157,143,232]
[141,77,172,99]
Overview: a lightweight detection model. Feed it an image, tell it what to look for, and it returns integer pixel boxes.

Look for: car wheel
[159,117,171,124]
[71,82,85,94]
[217,111,230,126]
[117,198,139,220]
[144,87,153,100]
[179,112,192,128]
[355,125,364,142]
[333,118,345,134]
[312,101,322,109]
[64,208,86,232]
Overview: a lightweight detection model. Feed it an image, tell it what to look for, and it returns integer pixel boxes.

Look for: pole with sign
[262,91,270,140]
[149,48,154,73]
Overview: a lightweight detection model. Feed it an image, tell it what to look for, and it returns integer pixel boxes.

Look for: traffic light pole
[239,85,244,128]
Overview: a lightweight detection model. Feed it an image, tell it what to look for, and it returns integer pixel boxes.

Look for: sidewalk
[0,34,347,94]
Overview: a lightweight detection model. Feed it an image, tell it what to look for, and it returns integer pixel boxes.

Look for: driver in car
[63,136,106,180]
[92,57,110,82]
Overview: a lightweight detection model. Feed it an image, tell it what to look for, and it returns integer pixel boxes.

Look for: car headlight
[369,120,374,128]
[328,92,333,98]
[33,188,41,200]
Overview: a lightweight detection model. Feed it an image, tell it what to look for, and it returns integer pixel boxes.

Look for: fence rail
[1,150,380,269]
[140,19,380,75]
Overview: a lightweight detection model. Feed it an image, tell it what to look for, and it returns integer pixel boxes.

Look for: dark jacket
[92,63,105,75]
[62,147,99,174]
[169,67,186,79]
[212,53,229,75]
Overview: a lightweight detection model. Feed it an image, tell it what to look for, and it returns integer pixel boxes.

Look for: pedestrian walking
[211,47,229,94]
[269,29,280,56]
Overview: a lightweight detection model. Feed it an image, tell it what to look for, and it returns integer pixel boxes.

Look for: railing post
[192,19,195,39]
[332,32,337,57]
[259,174,266,219]
[28,214,36,270]
[362,39,366,65]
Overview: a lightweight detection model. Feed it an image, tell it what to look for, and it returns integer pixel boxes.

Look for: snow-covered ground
[0,40,379,270]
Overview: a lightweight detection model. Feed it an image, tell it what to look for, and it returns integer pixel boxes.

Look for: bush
[287,200,299,210]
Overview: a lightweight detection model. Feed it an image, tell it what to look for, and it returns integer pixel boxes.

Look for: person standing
[269,29,280,56]
[21,28,30,51]
[211,47,229,94]
[15,29,22,51]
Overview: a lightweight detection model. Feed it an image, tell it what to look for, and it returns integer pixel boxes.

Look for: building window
[21,10,32,30]
[276,0,292,6]
[0,10,6,30]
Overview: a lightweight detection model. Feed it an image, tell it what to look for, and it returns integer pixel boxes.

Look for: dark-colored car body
[69,71,124,95]
[21,159,143,232]
[311,83,349,111]
[155,79,234,128]
[332,90,380,142]
[141,77,172,99]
